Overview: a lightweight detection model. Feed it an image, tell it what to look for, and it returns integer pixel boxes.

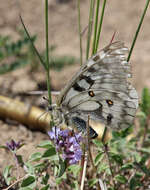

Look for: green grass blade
[86,0,95,60]
[45,0,52,105]
[20,15,46,69]
[92,0,100,55]
[95,0,107,52]
[77,0,83,65]
[127,0,150,61]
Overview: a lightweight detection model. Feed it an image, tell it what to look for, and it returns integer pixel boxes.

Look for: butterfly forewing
[57,41,138,134]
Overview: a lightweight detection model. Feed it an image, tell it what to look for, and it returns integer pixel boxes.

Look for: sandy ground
[0,0,150,183]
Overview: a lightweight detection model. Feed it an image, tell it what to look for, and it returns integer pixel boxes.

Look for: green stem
[92,0,100,55]
[77,0,83,65]
[20,16,46,69]
[127,0,150,62]
[45,0,52,105]
[86,0,95,60]
[101,126,107,144]
[95,0,107,52]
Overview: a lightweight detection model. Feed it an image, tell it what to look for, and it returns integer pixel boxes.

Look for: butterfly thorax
[51,104,68,127]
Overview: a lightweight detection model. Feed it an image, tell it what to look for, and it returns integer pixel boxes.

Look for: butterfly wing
[57,41,138,136]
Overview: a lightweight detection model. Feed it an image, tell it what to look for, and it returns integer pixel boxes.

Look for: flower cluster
[48,127,83,164]
[6,139,22,152]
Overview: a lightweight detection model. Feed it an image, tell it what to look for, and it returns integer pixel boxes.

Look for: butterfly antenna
[109,30,117,45]
[96,31,116,53]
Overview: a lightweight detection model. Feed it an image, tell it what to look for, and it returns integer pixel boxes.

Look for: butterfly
[51,41,138,138]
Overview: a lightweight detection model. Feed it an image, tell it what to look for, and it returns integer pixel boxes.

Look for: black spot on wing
[107,114,113,125]
[72,75,94,92]
[80,75,94,86]
[88,67,97,73]
[73,82,85,92]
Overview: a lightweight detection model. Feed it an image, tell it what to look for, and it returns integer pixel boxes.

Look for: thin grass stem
[20,16,46,69]
[92,0,100,55]
[127,0,150,62]
[45,0,52,105]
[86,0,95,60]
[77,0,83,65]
[95,0,107,52]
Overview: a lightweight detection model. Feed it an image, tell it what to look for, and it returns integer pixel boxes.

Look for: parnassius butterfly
[52,41,138,138]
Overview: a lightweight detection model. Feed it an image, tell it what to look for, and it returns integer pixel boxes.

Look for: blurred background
[0,0,149,171]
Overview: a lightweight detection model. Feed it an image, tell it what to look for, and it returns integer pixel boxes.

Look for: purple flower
[6,140,22,152]
[48,127,83,164]
[59,129,70,137]
[48,127,61,140]
[63,137,82,164]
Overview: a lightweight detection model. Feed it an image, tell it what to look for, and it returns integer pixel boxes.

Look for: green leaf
[40,185,50,190]
[21,176,36,188]
[140,87,150,115]
[88,178,98,187]
[41,173,49,185]
[19,187,33,190]
[37,141,53,149]
[121,163,133,170]
[136,111,146,119]
[3,165,13,180]
[24,162,35,175]
[108,187,115,190]
[115,174,127,184]
[0,145,7,149]
[110,152,123,165]
[70,180,79,190]
[29,152,42,162]
[129,174,142,190]
[138,147,150,154]
[133,161,150,175]
[57,159,67,177]
[92,139,103,148]
[97,163,109,173]
[33,162,46,171]
[6,176,16,186]
[16,155,24,166]
[68,164,80,177]
[112,127,132,139]
[94,152,104,165]
[42,147,58,161]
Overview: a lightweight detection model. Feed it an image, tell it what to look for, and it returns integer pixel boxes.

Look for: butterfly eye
[106,99,113,106]
[88,90,95,97]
